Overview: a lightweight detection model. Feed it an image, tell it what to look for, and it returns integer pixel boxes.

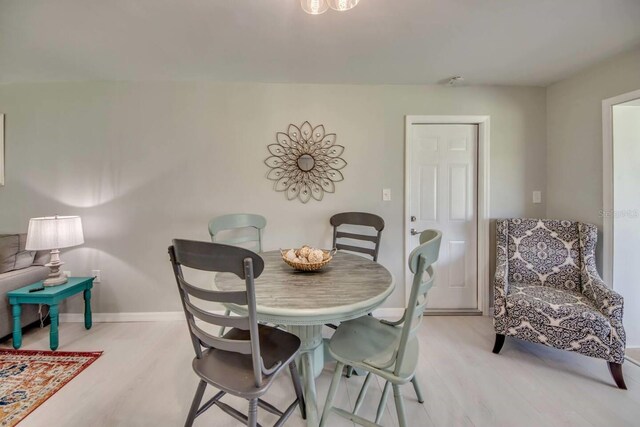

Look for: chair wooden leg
[218,309,231,336]
[411,376,424,403]
[345,366,354,378]
[375,381,391,424]
[320,362,344,427]
[289,361,306,419]
[184,380,207,427]
[608,362,627,390]
[248,398,258,427]
[392,384,407,427]
[353,372,373,415]
[492,334,505,354]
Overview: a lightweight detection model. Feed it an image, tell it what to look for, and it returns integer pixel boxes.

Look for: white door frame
[602,88,640,285]
[404,115,491,315]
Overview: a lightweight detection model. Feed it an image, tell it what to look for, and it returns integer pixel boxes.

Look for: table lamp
[25,215,84,286]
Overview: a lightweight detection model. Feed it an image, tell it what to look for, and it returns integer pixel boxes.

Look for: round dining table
[214,250,394,427]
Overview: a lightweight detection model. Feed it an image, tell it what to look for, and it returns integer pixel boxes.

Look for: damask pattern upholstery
[506,285,611,342]
[506,218,581,291]
[494,219,625,364]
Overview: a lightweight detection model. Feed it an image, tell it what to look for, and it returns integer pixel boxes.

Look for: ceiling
[1,0,640,86]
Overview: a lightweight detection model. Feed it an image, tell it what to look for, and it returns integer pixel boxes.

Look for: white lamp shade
[26,216,85,251]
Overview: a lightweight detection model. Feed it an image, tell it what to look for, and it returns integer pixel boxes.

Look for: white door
[407,124,478,310]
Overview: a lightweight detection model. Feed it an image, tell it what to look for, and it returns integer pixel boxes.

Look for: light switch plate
[533,190,542,204]
[382,188,391,201]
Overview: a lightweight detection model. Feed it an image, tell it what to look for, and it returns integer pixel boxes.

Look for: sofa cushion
[0,234,36,274]
[33,250,50,266]
[0,265,51,339]
[506,284,611,342]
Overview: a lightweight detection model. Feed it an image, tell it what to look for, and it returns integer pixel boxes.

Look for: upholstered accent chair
[492,219,627,389]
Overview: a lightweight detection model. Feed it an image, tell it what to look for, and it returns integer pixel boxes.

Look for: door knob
[410,216,416,222]
[410,228,420,236]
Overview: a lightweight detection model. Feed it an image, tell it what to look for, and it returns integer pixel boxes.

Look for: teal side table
[8,277,94,351]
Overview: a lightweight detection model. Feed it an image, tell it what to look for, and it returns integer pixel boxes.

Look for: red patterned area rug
[0,349,102,427]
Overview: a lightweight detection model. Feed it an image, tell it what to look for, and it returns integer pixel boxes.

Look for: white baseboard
[60,308,407,323]
[60,311,185,323]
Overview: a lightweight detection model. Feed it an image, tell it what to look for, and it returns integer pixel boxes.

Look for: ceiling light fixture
[328,0,360,11]
[301,0,329,15]
[301,0,360,15]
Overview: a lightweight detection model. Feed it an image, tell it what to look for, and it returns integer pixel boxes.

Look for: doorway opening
[603,89,640,364]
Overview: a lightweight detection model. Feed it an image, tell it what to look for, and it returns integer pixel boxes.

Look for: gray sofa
[1,233,50,339]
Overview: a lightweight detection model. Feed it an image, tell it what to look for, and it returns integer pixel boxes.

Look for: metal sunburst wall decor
[265,121,347,203]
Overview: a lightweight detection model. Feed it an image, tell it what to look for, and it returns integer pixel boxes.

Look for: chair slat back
[183,298,251,329]
[395,230,442,376]
[168,239,265,386]
[209,213,266,253]
[330,212,385,261]
[177,276,247,304]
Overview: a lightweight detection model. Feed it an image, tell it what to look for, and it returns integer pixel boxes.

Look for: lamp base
[44,249,68,287]
[44,275,68,287]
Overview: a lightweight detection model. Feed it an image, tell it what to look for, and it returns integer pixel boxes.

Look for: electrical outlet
[92,270,101,283]
[63,270,71,278]
[533,191,542,204]
[382,188,391,201]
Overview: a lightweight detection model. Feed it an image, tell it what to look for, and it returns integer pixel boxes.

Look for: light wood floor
[2,316,640,427]
[626,348,640,365]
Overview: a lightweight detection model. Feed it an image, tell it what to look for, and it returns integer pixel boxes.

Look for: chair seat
[327,315,418,383]
[506,284,611,341]
[192,325,300,398]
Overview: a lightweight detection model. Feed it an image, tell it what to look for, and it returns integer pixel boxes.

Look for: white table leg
[287,325,324,427]
[301,351,319,427]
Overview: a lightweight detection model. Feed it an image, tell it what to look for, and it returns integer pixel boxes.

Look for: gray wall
[0,82,547,313]
[547,47,640,233]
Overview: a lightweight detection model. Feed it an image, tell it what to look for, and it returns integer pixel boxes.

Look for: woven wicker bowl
[280,248,336,272]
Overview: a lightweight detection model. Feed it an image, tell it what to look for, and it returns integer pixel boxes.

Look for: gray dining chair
[320,230,442,427]
[168,239,305,427]
[328,212,385,377]
[208,213,266,253]
[330,212,384,261]
[209,213,266,335]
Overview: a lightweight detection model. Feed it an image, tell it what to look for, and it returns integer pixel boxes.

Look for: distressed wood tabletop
[215,250,394,321]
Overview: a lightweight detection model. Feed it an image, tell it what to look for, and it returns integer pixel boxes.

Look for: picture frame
[264,121,346,203]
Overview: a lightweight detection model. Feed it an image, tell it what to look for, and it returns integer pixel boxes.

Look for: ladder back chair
[168,239,305,427]
[208,213,266,253]
[209,213,266,335]
[330,212,384,261]
[320,230,442,427]
[328,212,385,377]
[327,213,384,318]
